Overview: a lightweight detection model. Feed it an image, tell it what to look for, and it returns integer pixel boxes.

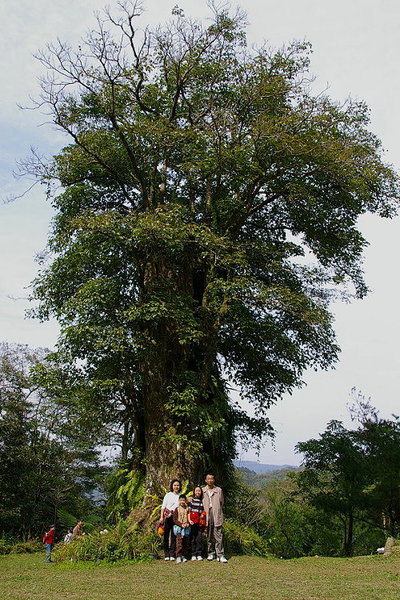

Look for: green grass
[0,553,399,600]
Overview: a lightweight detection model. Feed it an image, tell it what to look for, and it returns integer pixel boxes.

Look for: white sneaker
[217,555,228,563]
[191,556,197,561]
[207,553,215,561]
[169,556,175,561]
[164,557,169,561]
[182,557,187,563]
[197,556,203,561]
[176,557,182,564]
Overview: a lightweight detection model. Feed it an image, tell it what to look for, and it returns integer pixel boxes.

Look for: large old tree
[29,2,399,494]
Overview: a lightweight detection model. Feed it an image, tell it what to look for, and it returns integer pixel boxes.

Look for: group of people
[43,472,227,565]
[42,520,85,562]
[160,472,227,564]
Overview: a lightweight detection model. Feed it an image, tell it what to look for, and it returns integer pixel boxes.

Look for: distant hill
[234,460,301,489]
[233,460,297,474]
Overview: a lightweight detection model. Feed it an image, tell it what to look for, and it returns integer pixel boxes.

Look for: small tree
[25,1,399,495]
[296,420,369,556]
[349,393,400,536]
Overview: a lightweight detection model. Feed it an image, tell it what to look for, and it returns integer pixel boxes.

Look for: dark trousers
[163,515,176,558]
[176,533,190,558]
[191,523,203,557]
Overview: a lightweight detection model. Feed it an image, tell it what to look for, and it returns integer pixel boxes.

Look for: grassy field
[0,553,399,600]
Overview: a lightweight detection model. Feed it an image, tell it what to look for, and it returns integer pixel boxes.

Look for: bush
[54,520,161,563]
[351,527,386,556]
[223,519,270,557]
[263,499,344,558]
[10,539,43,554]
[0,538,43,555]
[0,540,11,555]
[53,516,271,563]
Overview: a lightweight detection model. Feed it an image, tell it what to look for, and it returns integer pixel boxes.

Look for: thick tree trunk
[141,349,198,494]
[138,256,233,499]
[139,259,196,495]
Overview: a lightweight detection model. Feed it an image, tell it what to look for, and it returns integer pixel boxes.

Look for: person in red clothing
[43,525,56,563]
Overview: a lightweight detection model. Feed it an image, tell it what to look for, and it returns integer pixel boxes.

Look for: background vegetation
[1,342,399,561]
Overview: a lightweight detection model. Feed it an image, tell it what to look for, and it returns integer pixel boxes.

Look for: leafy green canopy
[0,343,102,538]
[29,2,399,481]
[296,399,400,554]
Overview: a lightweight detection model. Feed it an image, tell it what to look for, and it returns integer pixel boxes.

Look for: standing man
[43,525,56,563]
[202,473,228,563]
[72,520,85,539]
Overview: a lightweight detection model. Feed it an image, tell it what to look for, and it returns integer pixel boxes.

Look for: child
[63,528,73,543]
[173,494,191,563]
[43,525,56,563]
[188,486,206,560]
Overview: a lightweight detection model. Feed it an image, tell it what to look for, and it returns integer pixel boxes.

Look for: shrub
[53,516,271,563]
[0,540,11,555]
[53,520,161,563]
[0,539,43,555]
[351,527,386,556]
[223,519,270,557]
[263,498,345,559]
[10,539,43,554]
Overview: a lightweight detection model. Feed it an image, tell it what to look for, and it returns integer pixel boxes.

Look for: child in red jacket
[43,525,56,563]
[188,486,206,560]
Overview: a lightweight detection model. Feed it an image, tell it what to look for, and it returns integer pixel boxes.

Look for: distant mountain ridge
[233,459,297,474]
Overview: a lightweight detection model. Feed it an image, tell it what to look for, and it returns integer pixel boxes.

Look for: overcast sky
[1,0,400,465]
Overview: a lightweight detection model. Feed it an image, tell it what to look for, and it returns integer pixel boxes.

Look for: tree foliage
[25,1,400,492]
[0,343,102,538]
[296,420,369,556]
[349,392,400,537]
[296,398,400,555]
